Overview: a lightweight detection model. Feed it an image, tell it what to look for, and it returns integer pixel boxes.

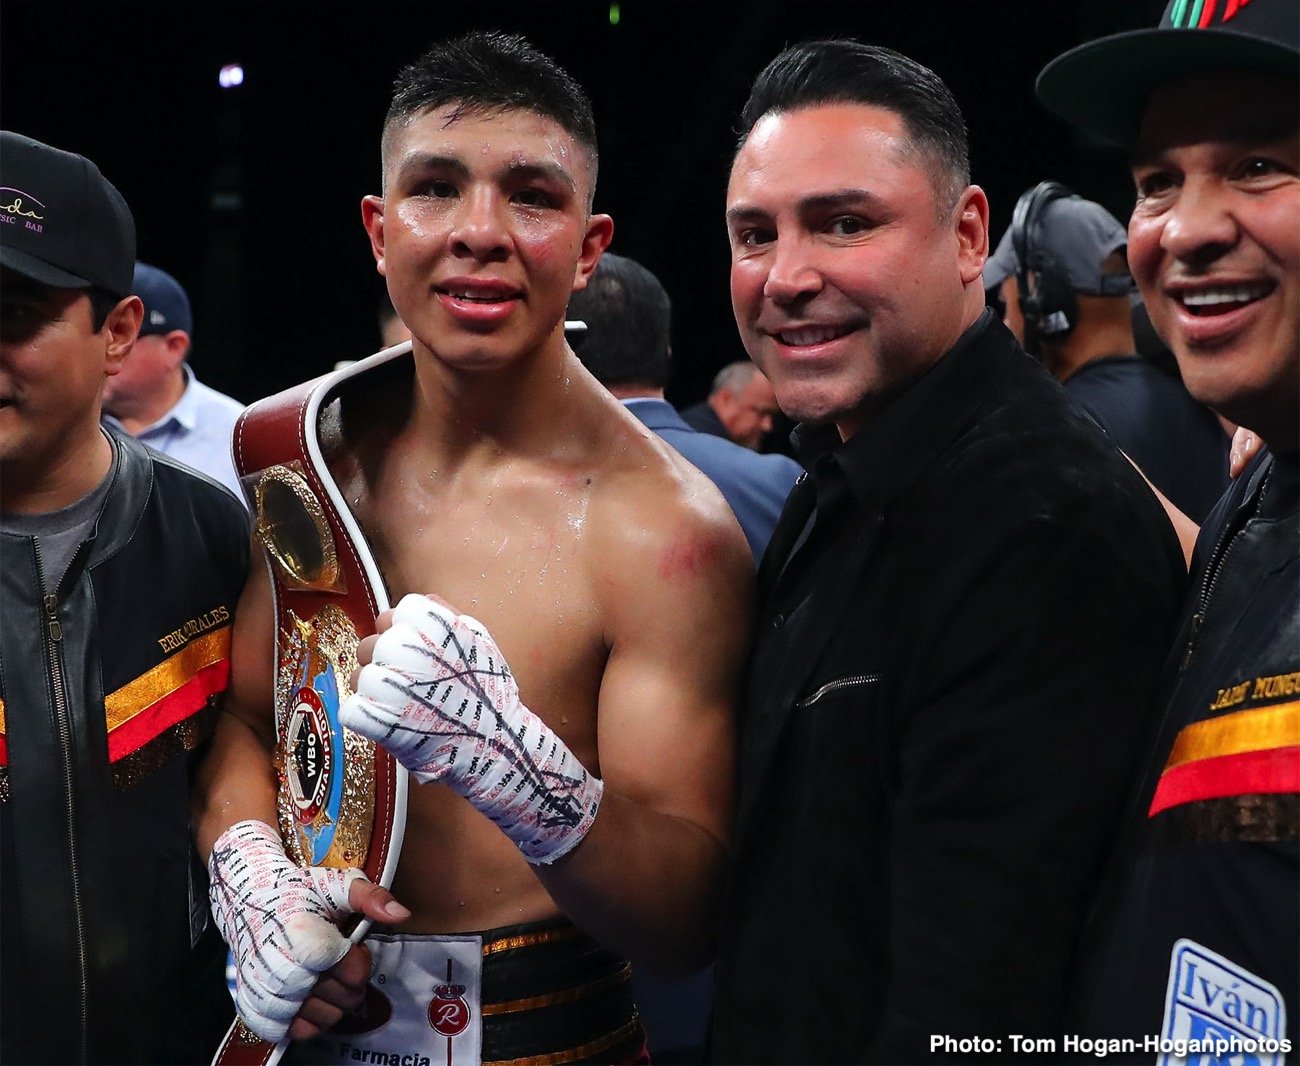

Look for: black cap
[0,130,136,297]
[1036,0,1299,148]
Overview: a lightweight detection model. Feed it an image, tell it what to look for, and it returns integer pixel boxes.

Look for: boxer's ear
[361,195,387,276]
[572,213,614,293]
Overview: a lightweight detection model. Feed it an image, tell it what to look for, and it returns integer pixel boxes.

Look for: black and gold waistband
[476,917,645,1066]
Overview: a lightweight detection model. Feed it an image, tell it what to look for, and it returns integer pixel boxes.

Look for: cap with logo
[985,193,1136,297]
[1036,0,1299,148]
[0,130,136,297]
[133,261,194,336]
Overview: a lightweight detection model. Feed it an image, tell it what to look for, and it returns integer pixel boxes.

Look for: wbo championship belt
[212,344,413,1066]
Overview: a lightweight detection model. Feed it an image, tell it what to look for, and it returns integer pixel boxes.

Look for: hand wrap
[339,593,603,865]
[208,819,365,1042]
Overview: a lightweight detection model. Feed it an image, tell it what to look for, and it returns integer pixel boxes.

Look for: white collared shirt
[103,364,247,505]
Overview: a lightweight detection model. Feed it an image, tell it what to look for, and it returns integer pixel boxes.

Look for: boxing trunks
[287,917,648,1066]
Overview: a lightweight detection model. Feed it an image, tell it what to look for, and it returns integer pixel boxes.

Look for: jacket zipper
[33,541,89,1063]
[1083,465,1268,939]
[1179,467,1268,672]
[797,674,880,709]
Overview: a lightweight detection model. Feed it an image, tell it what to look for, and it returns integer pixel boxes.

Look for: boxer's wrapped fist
[208,819,365,1042]
[339,593,603,865]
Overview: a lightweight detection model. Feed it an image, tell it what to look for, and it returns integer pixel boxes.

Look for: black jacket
[0,431,249,1064]
[1066,450,1298,1056]
[711,313,1187,1064]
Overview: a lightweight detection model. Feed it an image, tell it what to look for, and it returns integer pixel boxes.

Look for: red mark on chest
[657,536,720,580]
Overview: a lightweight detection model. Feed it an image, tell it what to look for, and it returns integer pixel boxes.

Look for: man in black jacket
[0,131,249,1064]
[710,41,1187,1062]
[1037,0,1298,1055]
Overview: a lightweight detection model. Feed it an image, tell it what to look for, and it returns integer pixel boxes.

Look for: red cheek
[657,536,721,580]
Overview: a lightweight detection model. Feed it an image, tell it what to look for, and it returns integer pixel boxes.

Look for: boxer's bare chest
[323,409,614,925]
[323,387,612,737]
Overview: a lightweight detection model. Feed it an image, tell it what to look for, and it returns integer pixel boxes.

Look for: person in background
[1037,0,1298,1053]
[709,38,1187,1061]
[101,261,245,500]
[0,131,248,1065]
[680,359,782,451]
[988,184,1229,523]
[568,250,801,566]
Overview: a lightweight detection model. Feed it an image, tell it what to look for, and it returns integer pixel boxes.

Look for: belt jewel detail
[252,463,343,592]
[275,606,375,869]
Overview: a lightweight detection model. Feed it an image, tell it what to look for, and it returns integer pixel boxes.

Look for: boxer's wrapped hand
[340,593,603,865]
[208,819,365,1043]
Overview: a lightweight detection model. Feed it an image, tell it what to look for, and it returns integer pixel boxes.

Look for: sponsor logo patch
[428,982,471,1038]
[1160,939,1288,1066]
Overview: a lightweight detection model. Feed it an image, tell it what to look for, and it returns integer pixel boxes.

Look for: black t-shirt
[1064,354,1230,524]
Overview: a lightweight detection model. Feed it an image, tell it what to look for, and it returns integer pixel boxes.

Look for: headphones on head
[1009,179,1079,358]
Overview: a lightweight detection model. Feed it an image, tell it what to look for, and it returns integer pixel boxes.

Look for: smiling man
[709,40,1188,1062]
[1036,0,1298,1054]
[192,30,752,1066]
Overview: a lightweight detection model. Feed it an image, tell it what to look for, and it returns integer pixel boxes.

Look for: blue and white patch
[1160,938,1287,1066]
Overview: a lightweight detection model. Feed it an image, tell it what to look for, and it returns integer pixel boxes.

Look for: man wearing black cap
[102,261,246,500]
[1037,0,1298,1054]
[987,185,1230,525]
[0,131,249,1063]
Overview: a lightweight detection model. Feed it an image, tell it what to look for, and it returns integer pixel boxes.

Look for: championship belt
[212,344,413,1066]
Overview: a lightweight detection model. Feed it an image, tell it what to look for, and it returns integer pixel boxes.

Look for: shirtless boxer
[192,31,753,1065]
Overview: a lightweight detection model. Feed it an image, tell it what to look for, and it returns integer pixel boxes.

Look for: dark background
[2,0,1164,409]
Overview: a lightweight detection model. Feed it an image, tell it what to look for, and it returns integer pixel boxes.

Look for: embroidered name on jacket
[157,604,231,654]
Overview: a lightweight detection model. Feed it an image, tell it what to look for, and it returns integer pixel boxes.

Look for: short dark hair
[87,287,119,332]
[736,39,970,212]
[382,30,599,206]
[566,252,672,389]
